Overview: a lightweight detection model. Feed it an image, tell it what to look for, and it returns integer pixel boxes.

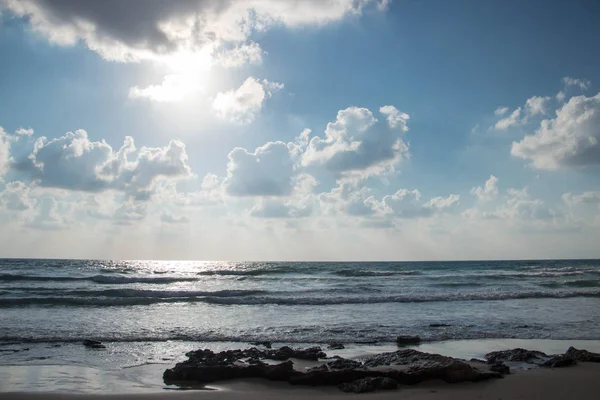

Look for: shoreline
[2,338,600,394]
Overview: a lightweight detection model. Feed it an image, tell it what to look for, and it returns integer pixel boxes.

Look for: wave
[538,279,600,289]
[2,290,599,307]
[0,273,199,284]
[333,269,421,277]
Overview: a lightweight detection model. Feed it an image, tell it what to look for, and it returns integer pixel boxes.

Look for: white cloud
[224,141,296,196]
[129,74,203,102]
[1,0,383,62]
[379,105,409,131]
[470,175,499,201]
[302,106,410,178]
[0,127,11,177]
[511,92,600,169]
[250,198,312,218]
[524,96,550,117]
[212,77,283,124]
[494,107,521,130]
[15,127,34,136]
[563,191,600,206]
[26,197,67,230]
[494,107,509,116]
[161,212,189,224]
[563,77,591,91]
[215,42,263,67]
[382,189,459,218]
[0,181,35,210]
[16,129,193,198]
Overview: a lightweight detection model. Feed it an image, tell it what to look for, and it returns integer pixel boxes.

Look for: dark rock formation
[490,363,510,374]
[164,346,502,391]
[266,346,326,361]
[429,324,452,328]
[396,335,421,346]
[339,377,398,393]
[565,347,600,362]
[83,340,106,349]
[327,342,345,350]
[541,355,576,368]
[484,348,548,364]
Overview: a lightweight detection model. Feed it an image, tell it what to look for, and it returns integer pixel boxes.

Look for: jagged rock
[429,324,452,328]
[83,340,106,349]
[470,358,487,363]
[484,348,548,364]
[490,363,510,374]
[541,355,576,368]
[328,342,345,350]
[565,347,600,362]
[396,335,421,346]
[250,341,272,349]
[266,346,326,361]
[307,358,363,373]
[339,377,398,393]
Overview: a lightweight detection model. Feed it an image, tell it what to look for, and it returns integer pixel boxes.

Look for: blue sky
[0,0,599,260]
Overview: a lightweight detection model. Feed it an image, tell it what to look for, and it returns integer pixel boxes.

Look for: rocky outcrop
[339,377,398,393]
[541,355,576,368]
[484,348,548,364]
[396,335,421,346]
[327,342,345,350]
[490,363,510,374]
[565,347,600,363]
[266,346,326,361]
[83,340,106,349]
[250,341,272,349]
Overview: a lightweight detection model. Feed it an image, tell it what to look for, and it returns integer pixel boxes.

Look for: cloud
[0,181,35,210]
[382,189,459,218]
[161,212,189,224]
[302,106,410,178]
[2,0,383,62]
[494,107,521,130]
[224,141,296,196]
[524,96,550,117]
[379,105,409,130]
[494,107,509,116]
[471,175,499,201]
[563,191,600,206]
[16,129,193,198]
[26,196,66,230]
[212,77,283,124]
[511,92,600,169]
[250,198,312,218]
[15,127,34,136]
[0,127,11,177]
[563,77,591,91]
[215,42,263,67]
[114,201,146,224]
[129,73,203,102]
[465,188,559,223]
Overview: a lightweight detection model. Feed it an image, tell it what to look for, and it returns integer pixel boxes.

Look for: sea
[1,258,600,392]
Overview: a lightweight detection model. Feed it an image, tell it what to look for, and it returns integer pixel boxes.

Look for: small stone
[396,335,421,346]
[83,340,106,349]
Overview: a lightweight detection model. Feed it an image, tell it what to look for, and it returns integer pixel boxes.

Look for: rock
[327,342,345,350]
[429,324,452,328]
[266,346,326,361]
[470,358,487,363]
[396,335,421,346]
[541,355,576,368]
[83,340,106,349]
[484,348,548,364]
[490,363,510,374]
[565,347,600,363]
[250,341,272,349]
[339,377,398,393]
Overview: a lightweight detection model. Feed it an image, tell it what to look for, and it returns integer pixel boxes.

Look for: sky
[0,0,600,261]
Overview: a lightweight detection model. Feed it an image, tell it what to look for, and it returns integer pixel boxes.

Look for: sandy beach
[2,363,599,400]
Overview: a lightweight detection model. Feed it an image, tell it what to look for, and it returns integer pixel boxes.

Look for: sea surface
[1,259,600,391]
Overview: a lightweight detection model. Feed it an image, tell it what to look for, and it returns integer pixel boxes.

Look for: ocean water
[1,258,600,391]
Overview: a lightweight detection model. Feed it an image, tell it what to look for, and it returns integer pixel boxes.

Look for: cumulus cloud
[471,175,499,201]
[465,188,559,223]
[382,189,459,218]
[16,129,193,198]
[494,107,509,116]
[15,127,34,136]
[1,0,383,62]
[494,107,521,130]
[224,141,296,196]
[524,96,550,117]
[0,127,11,177]
[379,105,409,130]
[215,42,263,67]
[212,77,283,124]
[302,106,410,178]
[26,197,66,230]
[563,77,591,91]
[0,181,35,210]
[511,92,600,169]
[563,191,600,206]
[250,198,312,218]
